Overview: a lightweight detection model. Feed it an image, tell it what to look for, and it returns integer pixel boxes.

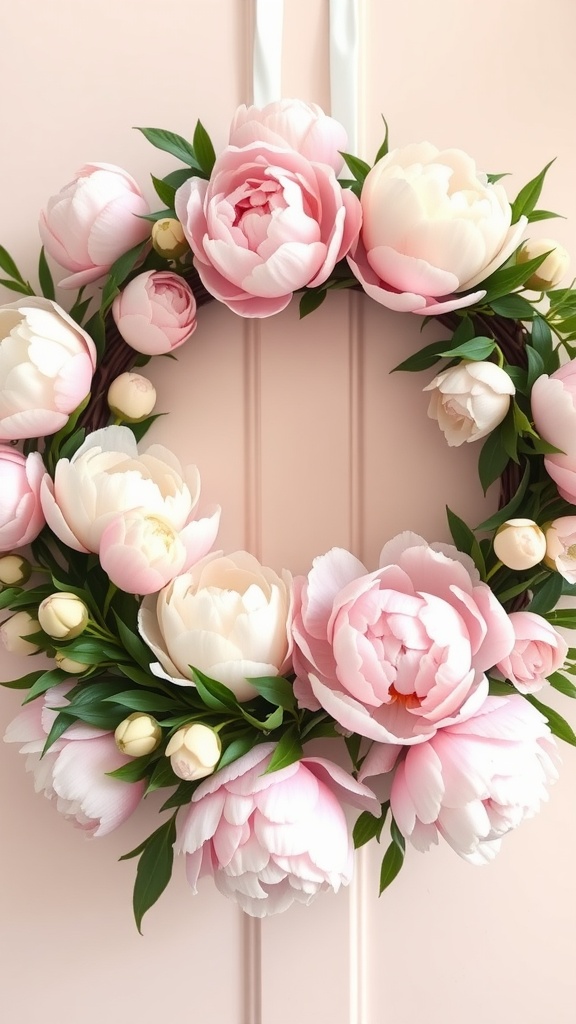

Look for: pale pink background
[1,2,576,1022]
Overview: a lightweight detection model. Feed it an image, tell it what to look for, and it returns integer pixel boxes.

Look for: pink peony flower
[177,743,380,917]
[111,270,197,355]
[4,684,145,836]
[348,143,527,315]
[544,516,576,582]
[39,162,150,289]
[0,297,96,441]
[36,426,219,594]
[292,533,515,744]
[495,611,567,694]
[0,447,45,551]
[384,696,558,863]
[531,361,576,503]
[229,99,348,173]
[175,143,361,317]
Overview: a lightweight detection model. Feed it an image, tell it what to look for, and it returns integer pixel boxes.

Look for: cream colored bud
[54,651,88,674]
[115,712,162,758]
[0,554,31,587]
[0,610,40,655]
[151,218,189,260]
[493,518,547,571]
[107,372,157,422]
[517,238,570,290]
[38,592,89,640]
[165,723,221,781]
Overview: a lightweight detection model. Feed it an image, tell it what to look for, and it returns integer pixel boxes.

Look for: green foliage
[510,159,555,223]
[525,694,576,747]
[379,818,406,894]
[38,247,55,300]
[136,127,203,173]
[299,288,327,318]
[353,802,389,849]
[129,815,177,933]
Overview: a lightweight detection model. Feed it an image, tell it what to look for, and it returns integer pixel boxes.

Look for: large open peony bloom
[138,550,293,701]
[177,743,380,917]
[175,141,361,317]
[380,696,558,863]
[293,533,515,744]
[35,426,219,594]
[4,684,145,836]
[348,142,527,315]
[0,297,96,441]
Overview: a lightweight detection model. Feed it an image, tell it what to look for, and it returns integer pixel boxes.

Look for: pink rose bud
[493,519,547,570]
[544,516,576,581]
[107,372,157,422]
[112,270,197,355]
[531,361,576,504]
[496,611,568,693]
[517,238,570,290]
[39,162,150,289]
[165,723,221,781]
[424,361,515,447]
[229,99,348,173]
[0,447,45,551]
[0,298,97,442]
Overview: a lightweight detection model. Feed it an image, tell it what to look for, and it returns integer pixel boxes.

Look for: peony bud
[0,610,40,655]
[114,712,162,758]
[151,217,189,260]
[517,238,570,290]
[165,723,221,781]
[493,519,547,571]
[0,554,31,587]
[38,592,89,640]
[543,516,576,582]
[54,651,88,674]
[107,372,157,422]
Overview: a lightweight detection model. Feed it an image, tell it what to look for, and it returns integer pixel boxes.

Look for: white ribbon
[253,0,285,106]
[329,0,359,153]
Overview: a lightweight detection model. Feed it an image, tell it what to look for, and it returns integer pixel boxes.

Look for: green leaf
[446,507,485,577]
[488,678,515,696]
[105,690,178,713]
[299,288,327,318]
[527,572,563,614]
[57,702,126,730]
[132,815,177,933]
[506,365,528,395]
[113,612,153,671]
[145,757,179,794]
[84,310,106,360]
[127,413,166,444]
[191,668,240,712]
[135,127,202,170]
[23,668,68,704]
[490,295,535,319]
[0,277,35,295]
[38,247,55,300]
[0,669,49,691]
[245,675,296,711]
[151,174,176,209]
[217,734,257,771]
[478,426,510,494]
[486,172,510,184]
[107,755,154,782]
[440,336,496,361]
[160,781,197,810]
[526,346,545,391]
[475,461,530,531]
[511,159,555,223]
[527,209,562,223]
[530,316,554,365]
[0,244,26,283]
[525,694,576,746]
[379,821,405,895]
[193,119,217,176]
[544,609,576,629]
[42,710,75,755]
[240,703,284,733]
[162,168,195,191]
[480,252,552,304]
[392,338,450,373]
[353,803,389,849]
[373,115,389,163]
[549,673,576,699]
[101,240,150,312]
[264,726,303,773]
[340,152,371,185]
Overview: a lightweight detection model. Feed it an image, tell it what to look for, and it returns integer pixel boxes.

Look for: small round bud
[165,723,221,781]
[0,610,40,655]
[0,554,32,587]
[107,372,157,422]
[54,651,88,674]
[115,712,162,758]
[38,592,89,640]
[493,518,547,571]
[151,218,189,261]
[517,238,570,290]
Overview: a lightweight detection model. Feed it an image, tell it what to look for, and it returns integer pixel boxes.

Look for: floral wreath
[1,99,575,930]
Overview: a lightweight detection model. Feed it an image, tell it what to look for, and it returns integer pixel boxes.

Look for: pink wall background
[1,2,575,1021]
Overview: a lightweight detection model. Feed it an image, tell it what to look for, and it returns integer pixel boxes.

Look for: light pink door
[1,2,575,1021]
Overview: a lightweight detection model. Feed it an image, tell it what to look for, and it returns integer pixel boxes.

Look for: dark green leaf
[373,115,389,163]
[42,711,75,755]
[439,336,496,361]
[107,755,155,782]
[132,816,177,933]
[240,703,284,732]
[191,668,240,712]
[193,119,217,176]
[527,572,563,614]
[480,252,552,303]
[505,365,528,395]
[135,127,202,170]
[217,734,257,770]
[160,781,197,810]
[544,609,576,629]
[0,278,35,295]
[475,461,530,531]
[486,172,510,184]
[23,668,68,704]
[264,726,303,773]
[392,338,451,373]
[113,612,154,670]
[299,288,327,318]
[246,675,296,710]
[127,413,166,443]
[488,678,515,696]
[102,240,150,311]
[526,346,545,391]
[340,152,371,184]
[38,247,55,300]
[511,159,555,223]
[0,669,48,691]
[105,690,178,713]
[0,245,26,282]
[379,824,405,895]
[525,693,576,746]
[446,507,485,576]
[162,168,195,191]
[353,803,389,849]
[151,174,176,209]
[549,673,576,699]
[478,426,509,494]
[490,295,535,319]
[84,310,106,360]
[59,703,126,730]
[146,757,179,794]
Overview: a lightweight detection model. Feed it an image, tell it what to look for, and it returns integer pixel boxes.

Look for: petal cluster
[0,447,45,550]
[112,270,197,355]
[531,360,576,503]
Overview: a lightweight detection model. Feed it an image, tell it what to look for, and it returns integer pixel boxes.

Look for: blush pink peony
[112,270,197,355]
[4,684,145,836]
[0,447,45,551]
[348,143,527,315]
[177,743,380,917]
[39,162,150,289]
[175,142,361,317]
[495,611,567,694]
[385,696,558,863]
[531,361,576,503]
[292,532,515,744]
[0,297,97,441]
[229,99,348,173]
